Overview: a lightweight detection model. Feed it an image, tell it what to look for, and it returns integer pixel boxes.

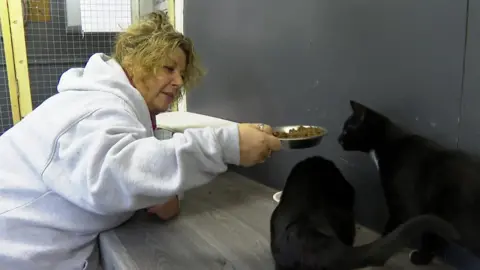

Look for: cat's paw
[409,250,434,265]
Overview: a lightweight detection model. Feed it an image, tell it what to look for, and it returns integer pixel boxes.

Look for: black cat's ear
[349,100,357,109]
[349,100,366,120]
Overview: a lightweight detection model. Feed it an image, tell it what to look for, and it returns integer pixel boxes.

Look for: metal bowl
[273,191,282,203]
[272,125,327,150]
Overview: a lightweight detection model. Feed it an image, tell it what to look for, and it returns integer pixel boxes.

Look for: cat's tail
[341,214,459,269]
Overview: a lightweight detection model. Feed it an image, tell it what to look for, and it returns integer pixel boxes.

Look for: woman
[0,11,280,270]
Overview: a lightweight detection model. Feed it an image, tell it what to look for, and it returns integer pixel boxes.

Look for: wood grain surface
[99,171,455,270]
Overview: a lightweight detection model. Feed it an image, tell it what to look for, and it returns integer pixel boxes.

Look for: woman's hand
[238,123,281,167]
[147,195,180,220]
[247,123,274,134]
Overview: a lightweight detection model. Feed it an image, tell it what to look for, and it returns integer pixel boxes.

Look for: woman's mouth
[161,92,175,98]
[160,92,175,103]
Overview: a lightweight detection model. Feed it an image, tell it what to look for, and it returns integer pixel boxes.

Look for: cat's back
[423,149,480,197]
[302,156,354,197]
[270,211,349,270]
[392,135,480,184]
[384,134,480,212]
[270,156,358,269]
[281,156,355,205]
[380,134,453,177]
[387,135,441,160]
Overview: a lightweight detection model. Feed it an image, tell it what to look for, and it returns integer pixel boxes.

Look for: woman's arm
[41,107,239,215]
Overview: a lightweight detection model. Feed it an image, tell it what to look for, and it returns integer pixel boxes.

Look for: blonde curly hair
[113,11,205,95]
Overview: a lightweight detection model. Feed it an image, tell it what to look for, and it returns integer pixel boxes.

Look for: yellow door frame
[0,0,32,122]
[0,0,21,124]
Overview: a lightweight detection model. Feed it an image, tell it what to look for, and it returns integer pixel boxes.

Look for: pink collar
[150,113,157,130]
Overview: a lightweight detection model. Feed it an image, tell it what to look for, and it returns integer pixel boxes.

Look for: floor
[355,225,455,269]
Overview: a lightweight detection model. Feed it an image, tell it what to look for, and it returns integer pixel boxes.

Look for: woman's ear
[121,59,134,78]
[122,59,148,87]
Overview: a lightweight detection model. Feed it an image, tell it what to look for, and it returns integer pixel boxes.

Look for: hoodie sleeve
[41,108,240,215]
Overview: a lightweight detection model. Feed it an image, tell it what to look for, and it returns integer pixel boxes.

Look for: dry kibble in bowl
[273,126,324,139]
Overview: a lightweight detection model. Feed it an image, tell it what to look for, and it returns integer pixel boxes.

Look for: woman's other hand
[238,123,281,167]
[147,195,180,221]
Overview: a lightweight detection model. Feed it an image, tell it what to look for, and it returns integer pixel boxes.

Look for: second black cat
[339,100,480,265]
[270,156,459,270]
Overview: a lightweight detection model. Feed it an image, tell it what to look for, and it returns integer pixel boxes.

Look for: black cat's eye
[345,115,362,129]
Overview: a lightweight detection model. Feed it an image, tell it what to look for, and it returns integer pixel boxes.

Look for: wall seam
[456,0,471,149]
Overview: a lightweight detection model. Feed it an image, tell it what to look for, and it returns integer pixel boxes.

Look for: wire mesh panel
[0,38,13,134]
[1,1,172,134]
[17,0,172,141]
[24,0,127,109]
[22,0,170,109]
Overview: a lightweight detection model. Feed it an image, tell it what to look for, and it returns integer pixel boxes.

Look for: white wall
[174,0,186,112]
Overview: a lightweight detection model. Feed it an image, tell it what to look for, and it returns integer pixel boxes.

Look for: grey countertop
[99,172,277,270]
[98,171,454,270]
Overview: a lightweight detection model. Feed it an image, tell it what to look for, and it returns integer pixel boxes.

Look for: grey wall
[185,0,480,268]
[446,3,480,266]
[185,0,467,229]
[0,0,115,134]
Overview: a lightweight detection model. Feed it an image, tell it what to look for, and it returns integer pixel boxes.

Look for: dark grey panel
[459,0,480,154]
[185,0,467,231]
[0,38,14,134]
[454,1,480,266]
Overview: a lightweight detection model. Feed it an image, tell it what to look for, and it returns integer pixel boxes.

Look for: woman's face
[135,48,186,114]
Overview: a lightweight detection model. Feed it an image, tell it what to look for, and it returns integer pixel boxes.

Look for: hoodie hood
[57,53,151,125]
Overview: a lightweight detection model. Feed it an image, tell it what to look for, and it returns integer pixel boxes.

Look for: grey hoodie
[0,53,240,270]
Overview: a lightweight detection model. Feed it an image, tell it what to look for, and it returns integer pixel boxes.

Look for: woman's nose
[172,72,183,86]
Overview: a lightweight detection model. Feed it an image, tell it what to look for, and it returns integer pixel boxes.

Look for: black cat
[338,100,480,265]
[269,156,459,270]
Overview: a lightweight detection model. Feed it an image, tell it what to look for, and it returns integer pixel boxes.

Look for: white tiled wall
[155,0,168,12]
[80,0,132,32]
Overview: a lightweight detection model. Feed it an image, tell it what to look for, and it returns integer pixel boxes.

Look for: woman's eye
[164,66,174,72]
